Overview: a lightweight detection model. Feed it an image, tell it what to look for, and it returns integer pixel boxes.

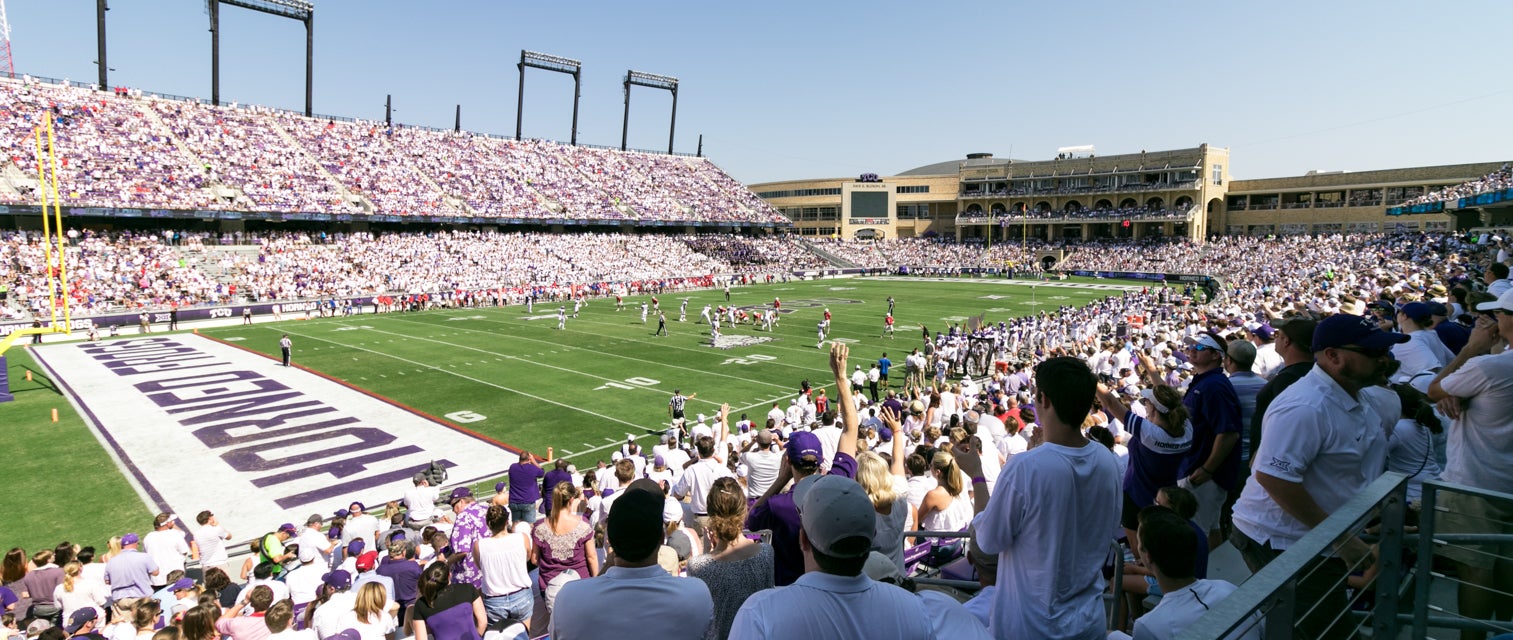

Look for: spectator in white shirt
[191,511,232,578]
[1110,507,1261,640]
[142,514,191,589]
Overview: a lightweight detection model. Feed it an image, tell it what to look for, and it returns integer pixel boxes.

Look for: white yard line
[271,327,653,433]
[376,315,801,391]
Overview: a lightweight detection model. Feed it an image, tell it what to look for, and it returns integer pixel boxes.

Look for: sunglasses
[1190,343,1218,352]
[1336,345,1392,359]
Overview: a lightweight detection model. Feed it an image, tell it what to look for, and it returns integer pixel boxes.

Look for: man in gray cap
[551,479,713,639]
[730,475,989,639]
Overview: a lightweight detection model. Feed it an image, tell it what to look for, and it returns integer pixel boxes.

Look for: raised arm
[1094,382,1130,420]
[830,343,859,459]
[879,407,906,477]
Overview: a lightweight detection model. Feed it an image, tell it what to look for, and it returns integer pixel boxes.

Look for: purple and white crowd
[0,78,783,225]
[7,226,1513,639]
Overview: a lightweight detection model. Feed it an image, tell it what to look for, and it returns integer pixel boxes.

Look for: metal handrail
[1178,472,1408,640]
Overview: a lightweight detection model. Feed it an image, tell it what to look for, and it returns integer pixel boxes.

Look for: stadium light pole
[208,0,315,116]
[515,50,582,145]
[95,0,108,88]
[621,70,678,154]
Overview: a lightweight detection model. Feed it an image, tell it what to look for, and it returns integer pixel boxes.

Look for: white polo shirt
[1436,349,1513,491]
[1131,579,1263,639]
[1233,367,1388,549]
[672,457,734,515]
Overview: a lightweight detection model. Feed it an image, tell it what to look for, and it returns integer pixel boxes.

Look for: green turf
[0,348,155,553]
[199,276,1122,461]
[0,275,1130,550]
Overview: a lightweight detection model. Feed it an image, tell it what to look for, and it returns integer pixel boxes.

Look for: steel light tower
[621,70,678,154]
[515,50,582,145]
[208,0,315,116]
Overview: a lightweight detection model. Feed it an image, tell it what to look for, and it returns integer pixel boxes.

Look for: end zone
[31,334,519,541]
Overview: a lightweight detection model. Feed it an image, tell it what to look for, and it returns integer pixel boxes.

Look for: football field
[2,275,1134,551]
[198,276,1129,459]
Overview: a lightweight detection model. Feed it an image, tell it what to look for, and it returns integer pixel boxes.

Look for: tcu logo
[208,308,234,319]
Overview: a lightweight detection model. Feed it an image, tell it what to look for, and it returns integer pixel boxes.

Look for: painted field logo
[711,335,774,350]
[31,336,519,542]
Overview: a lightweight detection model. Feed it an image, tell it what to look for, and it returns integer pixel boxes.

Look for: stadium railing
[1179,473,1513,640]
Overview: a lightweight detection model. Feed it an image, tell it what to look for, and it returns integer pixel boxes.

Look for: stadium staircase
[374,134,470,215]
[0,163,34,201]
[139,102,238,208]
[795,236,856,268]
[264,116,371,213]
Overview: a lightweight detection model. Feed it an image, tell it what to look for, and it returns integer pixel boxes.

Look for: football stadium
[1,3,1512,639]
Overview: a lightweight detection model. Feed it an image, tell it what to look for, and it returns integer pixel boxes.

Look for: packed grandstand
[4,75,1513,640]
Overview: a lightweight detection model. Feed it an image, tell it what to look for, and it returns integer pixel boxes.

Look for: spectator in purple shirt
[409,562,484,640]
[445,488,489,590]
[540,460,574,518]
[506,456,545,525]
[375,541,421,628]
[747,343,861,585]
[103,534,158,603]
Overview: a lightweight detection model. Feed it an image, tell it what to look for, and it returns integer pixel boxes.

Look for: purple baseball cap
[787,431,822,465]
[321,570,352,590]
[121,533,139,545]
[1312,314,1409,353]
[278,523,297,534]
[448,487,472,504]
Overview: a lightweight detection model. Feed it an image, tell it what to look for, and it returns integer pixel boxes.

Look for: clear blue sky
[7,1,1511,184]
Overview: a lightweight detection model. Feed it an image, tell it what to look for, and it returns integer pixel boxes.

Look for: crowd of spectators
[6,228,1513,639]
[958,205,1195,221]
[1,229,227,317]
[0,82,211,209]
[0,78,783,225]
[1402,163,1513,206]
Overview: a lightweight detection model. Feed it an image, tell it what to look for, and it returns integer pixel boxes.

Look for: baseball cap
[653,454,666,469]
[606,482,665,563]
[1312,314,1409,353]
[1476,289,1513,313]
[25,619,50,637]
[793,475,875,558]
[1252,323,1276,340]
[171,577,196,591]
[334,509,350,519]
[448,487,473,504]
[666,532,693,562]
[1139,388,1171,414]
[278,523,297,534]
[321,569,352,590]
[121,533,139,545]
[863,550,904,583]
[355,551,379,572]
[1400,302,1434,324]
[307,513,324,526]
[346,539,365,557]
[786,431,822,465]
[1426,301,1449,317]
[325,631,361,640]
[1186,331,1226,353]
[412,472,427,483]
[65,608,97,633]
[494,481,507,493]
